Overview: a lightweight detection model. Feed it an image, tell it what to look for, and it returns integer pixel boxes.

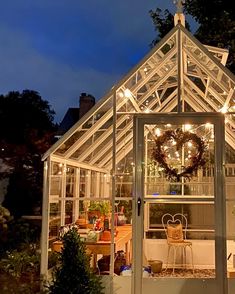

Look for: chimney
[79,93,95,118]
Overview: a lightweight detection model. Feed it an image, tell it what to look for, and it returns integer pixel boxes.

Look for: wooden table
[86,225,132,266]
[52,225,132,267]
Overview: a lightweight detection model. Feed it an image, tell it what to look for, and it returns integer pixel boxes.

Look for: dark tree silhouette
[0,90,57,217]
[184,0,235,73]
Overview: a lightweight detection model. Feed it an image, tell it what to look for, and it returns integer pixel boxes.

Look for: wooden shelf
[227,267,235,278]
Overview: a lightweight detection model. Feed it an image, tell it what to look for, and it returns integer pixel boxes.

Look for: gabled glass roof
[43,24,235,171]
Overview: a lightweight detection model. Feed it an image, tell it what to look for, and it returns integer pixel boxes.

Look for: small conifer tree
[49,228,104,294]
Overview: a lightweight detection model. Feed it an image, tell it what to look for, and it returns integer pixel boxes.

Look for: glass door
[132,113,227,294]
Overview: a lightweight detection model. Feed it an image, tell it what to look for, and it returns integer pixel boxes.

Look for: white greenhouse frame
[41,15,235,294]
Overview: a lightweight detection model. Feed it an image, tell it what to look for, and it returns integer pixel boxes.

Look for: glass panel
[123,32,177,94]
[79,169,86,198]
[100,173,105,197]
[50,162,63,197]
[145,123,214,197]
[115,200,132,226]
[147,203,215,239]
[64,200,74,224]
[66,166,75,197]
[49,200,61,241]
[90,171,98,198]
[55,130,86,155]
[143,122,216,280]
[55,96,113,157]
[225,124,235,278]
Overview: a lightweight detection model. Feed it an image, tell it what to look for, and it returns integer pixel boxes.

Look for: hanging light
[124,89,132,98]
[219,105,228,113]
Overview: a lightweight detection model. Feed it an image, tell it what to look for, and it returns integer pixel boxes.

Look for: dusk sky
[0,1,190,123]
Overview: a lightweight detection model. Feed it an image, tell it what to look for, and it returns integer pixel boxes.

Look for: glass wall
[48,162,111,254]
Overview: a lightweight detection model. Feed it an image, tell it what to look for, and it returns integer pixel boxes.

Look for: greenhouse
[40,11,235,294]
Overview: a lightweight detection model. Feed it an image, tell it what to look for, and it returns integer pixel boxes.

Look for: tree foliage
[149,0,235,73]
[0,90,55,168]
[149,9,175,47]
[0,90,57,217]
[49,228,104,294]
[184,0,235,73]
[149,8,190,47]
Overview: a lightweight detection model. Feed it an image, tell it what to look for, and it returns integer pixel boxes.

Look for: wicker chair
[162,213,194,274]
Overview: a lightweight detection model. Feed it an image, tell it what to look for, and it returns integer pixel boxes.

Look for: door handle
[137,198,141,216]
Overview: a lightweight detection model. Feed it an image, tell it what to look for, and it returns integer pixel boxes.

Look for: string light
[124,89,132,98]
[219,105,228,113]
[118,91,124,98]
[184,124,192,131]
[155,128,161,136]
[144,108,151,113]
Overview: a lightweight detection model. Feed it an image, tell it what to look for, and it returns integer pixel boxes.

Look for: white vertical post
[104,174,110,198]
[132,116,144,294]
[74,167,80,221]
[110,90,117,294]
[214,115,227,294]
[95,172,100,198]
[40,159,50,283]
[177,27,182,113]
[61,163,66,225]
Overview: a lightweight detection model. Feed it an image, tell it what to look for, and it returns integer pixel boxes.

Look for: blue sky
[0,0,186,123]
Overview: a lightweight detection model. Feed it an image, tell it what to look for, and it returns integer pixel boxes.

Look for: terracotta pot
[100,230,111,241]
[52,241,63,252]
[148,260,162,273]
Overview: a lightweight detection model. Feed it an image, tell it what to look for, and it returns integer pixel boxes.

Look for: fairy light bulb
[155,128,161,136]
[118,91,124,98]
[188,142,193,148]
[220,105,228,113]
[184,124,192,131]
[124,89,132,98]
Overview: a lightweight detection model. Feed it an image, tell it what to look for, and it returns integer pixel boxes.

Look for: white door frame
[132,113,227,294]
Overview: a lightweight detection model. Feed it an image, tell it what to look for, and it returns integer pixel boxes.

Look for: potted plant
[88,201,110,220]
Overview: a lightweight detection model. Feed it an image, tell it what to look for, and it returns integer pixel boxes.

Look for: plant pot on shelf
[52,241,63,252]
[148,260,163,274]
[100,230,111,241]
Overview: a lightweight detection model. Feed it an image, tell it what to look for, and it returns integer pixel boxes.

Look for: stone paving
[154,268,215,278]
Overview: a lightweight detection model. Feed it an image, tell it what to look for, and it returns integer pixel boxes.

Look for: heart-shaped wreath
[153,128,206,182]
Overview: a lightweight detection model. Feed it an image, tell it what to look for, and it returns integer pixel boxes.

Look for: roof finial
[173,0,185,27]
[174,0,185,14]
